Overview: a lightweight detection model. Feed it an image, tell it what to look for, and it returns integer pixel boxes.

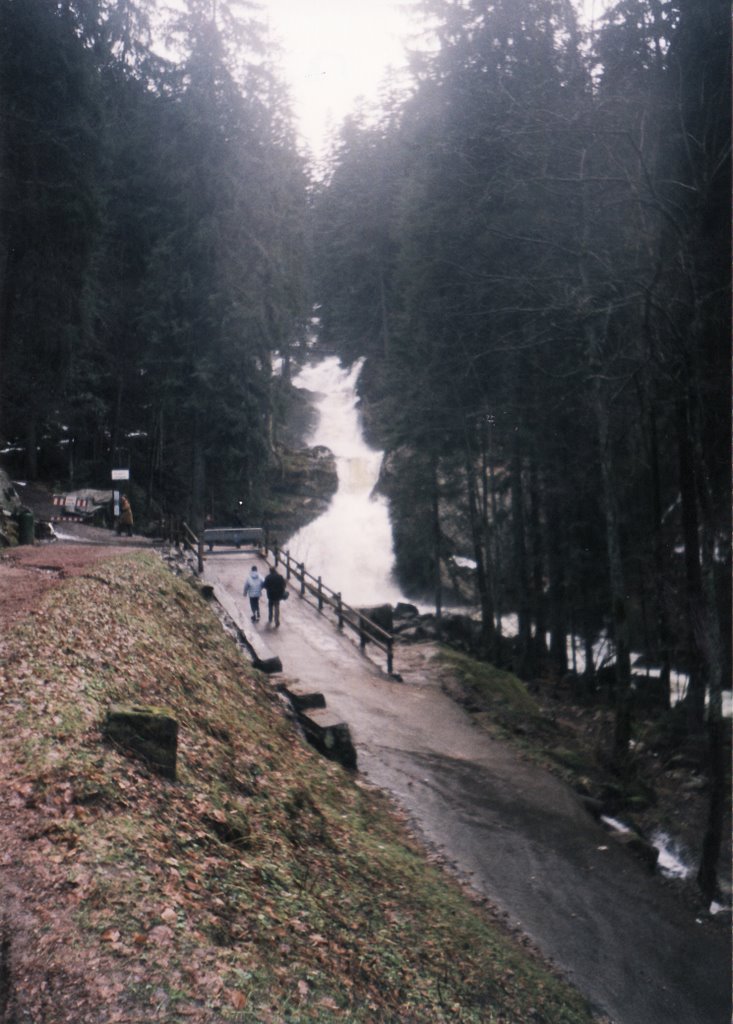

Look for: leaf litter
[0,548,597,1023]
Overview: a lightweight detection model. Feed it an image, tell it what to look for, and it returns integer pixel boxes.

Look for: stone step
[281,684,326,712]
[299,709,357,771]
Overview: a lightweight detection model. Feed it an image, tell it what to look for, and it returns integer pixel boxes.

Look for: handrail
[181,521,204,575]
[262,542,394,675]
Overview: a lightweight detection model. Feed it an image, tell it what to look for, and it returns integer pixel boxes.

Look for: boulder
[393,623,429,643]
[299,709,357,771]
[281,685,327,712]
[104,704,178,780]
[358,603,394,634]
[0,469,22,515]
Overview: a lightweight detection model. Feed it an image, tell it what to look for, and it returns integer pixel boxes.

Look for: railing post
[274,545,280,568]
[317,576,323,612]
[285,551,291,580]
[336,594,343,629]
[197,537,204,575]
[359,613,366,651]
[299,563,305,597]
[387,637,394,675]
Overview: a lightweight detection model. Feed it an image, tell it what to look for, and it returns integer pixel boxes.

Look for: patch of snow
[601,815,633,836]
[500,613,518,638]
[452,556,477,570]
[649,830,693,880]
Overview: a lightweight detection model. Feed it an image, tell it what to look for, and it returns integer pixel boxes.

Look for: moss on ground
[433,647,616,802]
[0,552,597,1024]
[436,647,546,737]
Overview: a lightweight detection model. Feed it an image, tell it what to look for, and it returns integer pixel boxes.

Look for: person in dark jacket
[263,566,286,627]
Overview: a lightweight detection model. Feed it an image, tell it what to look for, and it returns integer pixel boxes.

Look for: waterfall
[285,356,406,608]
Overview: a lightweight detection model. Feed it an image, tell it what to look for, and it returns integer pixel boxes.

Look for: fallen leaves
[0,551,596,1024]
[227,988,247,1010]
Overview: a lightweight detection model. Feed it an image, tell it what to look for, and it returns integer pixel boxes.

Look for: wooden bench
[203,527,263,551]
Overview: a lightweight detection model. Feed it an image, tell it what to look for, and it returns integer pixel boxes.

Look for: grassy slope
[0,552,596,1024]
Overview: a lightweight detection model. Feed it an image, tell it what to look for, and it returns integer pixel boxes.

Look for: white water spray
[285,356,406,608]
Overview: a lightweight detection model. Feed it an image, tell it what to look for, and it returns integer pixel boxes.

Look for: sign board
[111,469,130,481]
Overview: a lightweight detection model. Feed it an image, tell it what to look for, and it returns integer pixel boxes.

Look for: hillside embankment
[0,543,597,1024]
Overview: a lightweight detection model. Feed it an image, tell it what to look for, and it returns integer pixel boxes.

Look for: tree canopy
[0,0,310,524]
[312,0,730,763]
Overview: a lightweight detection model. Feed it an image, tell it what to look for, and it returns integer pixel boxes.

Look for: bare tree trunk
[648,400,672,705]
[577,148,632,763]
[191,411,206,532]
[430,449,442,621]
[464,443,496,659]
[489,455,503,643]
[511,440,532,675]
[692,412,728,901]
[592,368,633,764]
[528,457,548,672]
[675,394,705,729]
[25,416,38,481]
[546,499,568,680]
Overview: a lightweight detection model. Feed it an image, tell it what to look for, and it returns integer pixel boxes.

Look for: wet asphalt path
[206,551,731,1024]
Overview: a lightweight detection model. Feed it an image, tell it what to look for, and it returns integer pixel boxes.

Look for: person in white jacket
[243,565,265,622]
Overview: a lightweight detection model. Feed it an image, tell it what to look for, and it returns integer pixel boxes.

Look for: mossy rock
[104,703,178,780]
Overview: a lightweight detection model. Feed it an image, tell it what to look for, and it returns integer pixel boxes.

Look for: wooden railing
[181,521,204,575]
[263,542,394,675]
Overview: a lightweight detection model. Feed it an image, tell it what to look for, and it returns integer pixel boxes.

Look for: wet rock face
[392,609,481,651]
[265,445,338,542]
[0,469,24,546]
[0,470,21,515]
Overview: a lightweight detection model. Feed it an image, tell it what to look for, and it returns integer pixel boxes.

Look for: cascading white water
[285,356,406,608]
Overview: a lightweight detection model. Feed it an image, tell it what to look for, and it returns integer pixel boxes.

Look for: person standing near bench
[243,565,264,622]
[263,565,286,628]
[117,494,133,537]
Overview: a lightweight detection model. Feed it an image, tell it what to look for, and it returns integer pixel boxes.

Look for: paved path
[206,550,731,1024]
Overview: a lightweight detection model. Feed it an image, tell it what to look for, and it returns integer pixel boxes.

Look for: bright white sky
[262,0,413,160]
[261,1,608,160]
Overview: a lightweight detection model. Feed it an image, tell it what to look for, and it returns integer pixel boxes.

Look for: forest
[0,0,730,890]
[312,0,731,749]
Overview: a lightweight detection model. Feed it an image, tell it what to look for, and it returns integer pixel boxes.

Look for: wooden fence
[181,521,204,574]
[263,542,394,675]
[177,524,395,675]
